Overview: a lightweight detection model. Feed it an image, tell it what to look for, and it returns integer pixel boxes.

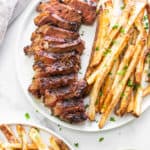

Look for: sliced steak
[24,37,84,55]
[34,50,80,64]
[29,74,77,98]
[33,58,80,76]
[63,0,97,24]
[37,0,82,24]
[34,11,80,31]
[44,80,88,106]
[31,25,79,42]
[52,98,87,123]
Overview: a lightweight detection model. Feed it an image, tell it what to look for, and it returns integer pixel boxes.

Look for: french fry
[116,75,134,116]
[90,0,113,67]
[29,128,49,150]
[127,88,135,113]
[101,45,135,113]
[99,59,119,112]
[50,136,61,150]
[87,0,146,85]
[99,33,145,128]
[143,85,150,96]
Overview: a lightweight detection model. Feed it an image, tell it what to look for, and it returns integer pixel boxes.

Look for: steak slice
[33,58,80,76]
[52,98,87,123]
[37,0,82,24]
[24,37,84,55]
[29,74,77,98]
[63,0,97,24]
[44,80,88,106]
[34,50,80,64]
[32,25,79,41]
[34,11,80,31]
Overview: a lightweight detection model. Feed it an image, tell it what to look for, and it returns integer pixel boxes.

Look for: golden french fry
[29,128,49,150]
[99,59,119,112]
[99,33,145,128]
[116,75,134,116]
[101,45,135,113]
[143,86,150,96]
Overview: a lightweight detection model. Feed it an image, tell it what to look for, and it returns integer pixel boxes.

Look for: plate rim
[0,121,74,150]
[14,0,149,132]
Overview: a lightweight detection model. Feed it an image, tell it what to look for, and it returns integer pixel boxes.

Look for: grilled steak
[52,98,87,123]
[34,50,80,64]
[36,0,82,24]
[29,74,77,98]
[32,25,79,41]
[63,0,97,24]
[33,58,80,76]
[44,80,88,106]
[24,37,84,55]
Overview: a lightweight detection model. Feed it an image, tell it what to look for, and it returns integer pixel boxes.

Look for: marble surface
[0,1,150,149]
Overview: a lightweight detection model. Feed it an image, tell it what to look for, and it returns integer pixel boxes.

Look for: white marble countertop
[0,1,150,150]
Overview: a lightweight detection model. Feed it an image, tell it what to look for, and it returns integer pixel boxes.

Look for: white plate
[15,0,150,132]
[0,122,73,150]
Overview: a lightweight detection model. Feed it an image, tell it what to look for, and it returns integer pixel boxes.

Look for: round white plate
[15,0,150,132]
[0,122,73,150]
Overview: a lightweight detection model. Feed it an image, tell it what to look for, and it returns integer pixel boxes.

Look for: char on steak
[31,25,79,42]
[34,0,82,31]
[44,79,88,106]
[63,0,97,25]
[29,74,77,98]
[34,50,80,64]
[33,58,80,76]
[52,98,87,123]
[24,37,84,55]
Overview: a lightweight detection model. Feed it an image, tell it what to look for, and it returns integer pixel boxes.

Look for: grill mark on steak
[36,0,82,24]
[34,50,80,64]
[32,25,79,41]
[63,0,97,25]
[29,74,77,98]
[24,37,84,55]
[44,80,88,106]
[33,59,80,76]
[34,11,80,31]
[52,98,87,123]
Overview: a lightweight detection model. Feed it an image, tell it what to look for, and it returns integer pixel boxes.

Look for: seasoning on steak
[31,25,79,41]
[52,98,87,123]
[34,50,80,64]
[63,0,97,24]
[24,37,84,55]
[44,80,88,106]
[33,58,80,76]
[29,74,77,98]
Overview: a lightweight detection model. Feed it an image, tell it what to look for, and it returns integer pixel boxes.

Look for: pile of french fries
[0,124,69,150]
[86,0,150,128]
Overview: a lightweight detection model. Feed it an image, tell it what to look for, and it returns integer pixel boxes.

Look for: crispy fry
[143,85,150,96]
[116,75,134,116]
[90,0,113,67]
[87,1,146,85]
[101,45,135,113]
[127,88,135,113]
[99,59,119,112]
[29,128,49,150]
[50,136,61,150]
[99,33,145,128]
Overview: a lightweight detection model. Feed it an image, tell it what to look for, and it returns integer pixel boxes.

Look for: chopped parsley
[110,117,116,122]
[79,71,82,74]
[95,99,99,105]
[121,92,125,98]
[35,110,39,113]
[24,113,30,120]
[112,40,117,45]
[80,31,84,36]
[85,104,89,109]
[74,143,79,148]
[144,22,149,30]
[127,79,134,87]
[95,46,99,51]
[99,91,103,97]
[143,15,148,21]
[112,24,119,29]
[120,5,125,10]
[102,104,106,109]
[120,28,125,34]
[108,72,112,75]
[57,124,62,131]
[103,49,111,56]
[99,137,104,142]
[117,65,128,75]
